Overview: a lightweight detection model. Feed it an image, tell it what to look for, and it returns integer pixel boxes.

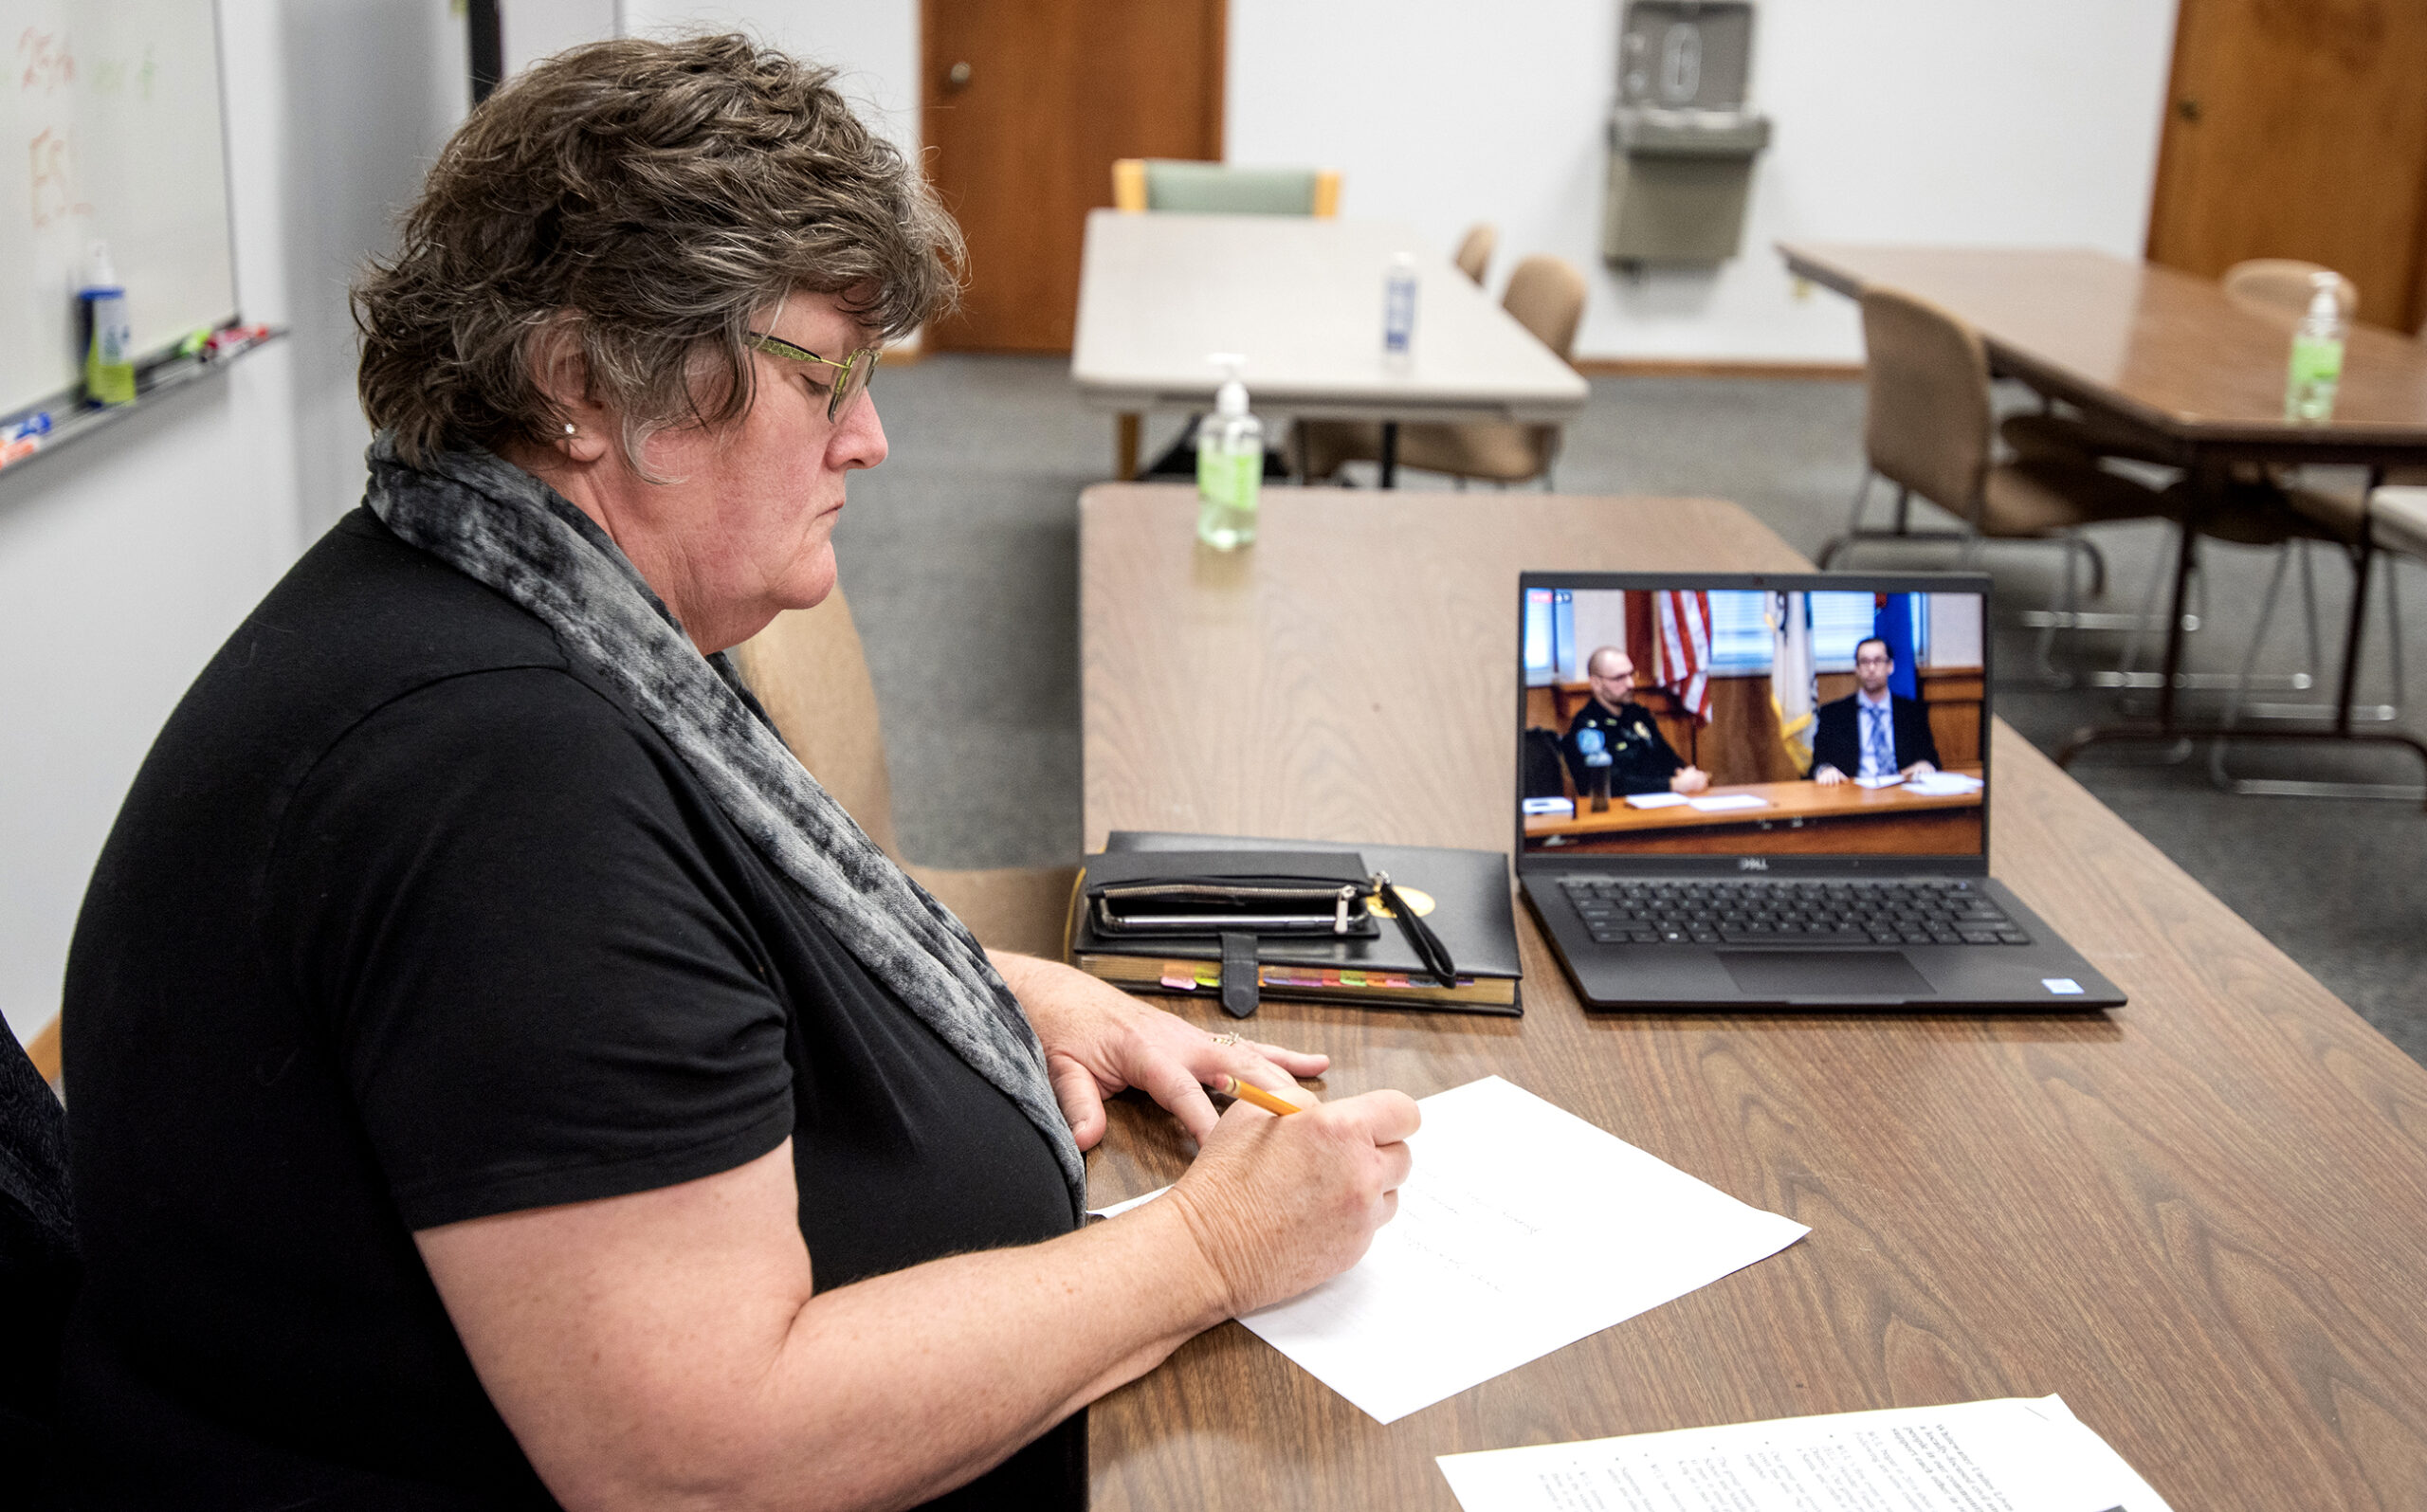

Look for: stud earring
[562,423,576,436]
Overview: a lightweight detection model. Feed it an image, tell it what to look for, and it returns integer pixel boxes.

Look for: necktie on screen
[1863,701,1894,779]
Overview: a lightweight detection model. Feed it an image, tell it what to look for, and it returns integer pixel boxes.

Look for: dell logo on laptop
[1738,858,1768,871]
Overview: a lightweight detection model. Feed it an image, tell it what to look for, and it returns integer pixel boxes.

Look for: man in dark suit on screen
[1808,637,1941,785]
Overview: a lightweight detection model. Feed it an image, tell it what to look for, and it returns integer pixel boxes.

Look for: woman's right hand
[1160,1088,1421,1318]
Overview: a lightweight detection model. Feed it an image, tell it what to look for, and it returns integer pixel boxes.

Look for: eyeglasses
[743,329,881,422]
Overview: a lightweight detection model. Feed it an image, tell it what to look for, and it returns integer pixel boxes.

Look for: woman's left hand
[990,953,1328,1149]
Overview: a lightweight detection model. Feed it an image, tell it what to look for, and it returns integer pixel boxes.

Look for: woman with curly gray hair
[58,35,1414,1511]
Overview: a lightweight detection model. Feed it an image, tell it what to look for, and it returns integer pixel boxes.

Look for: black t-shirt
[58,509,1082,1509]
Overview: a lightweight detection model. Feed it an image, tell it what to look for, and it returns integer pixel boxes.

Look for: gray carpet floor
[834,356,2427,1064]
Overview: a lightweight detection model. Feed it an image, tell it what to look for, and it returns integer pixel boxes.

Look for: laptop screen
[1518,574,1991,863]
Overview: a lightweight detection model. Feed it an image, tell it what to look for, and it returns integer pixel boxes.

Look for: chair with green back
[1111,158,1341,217]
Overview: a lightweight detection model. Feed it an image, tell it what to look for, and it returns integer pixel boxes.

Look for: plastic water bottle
[1383,251,1418,371]
[2285,273,2347,423]
[1195,355,1262,551]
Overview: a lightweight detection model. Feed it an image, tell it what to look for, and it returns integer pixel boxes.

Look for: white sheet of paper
[1624,792,1691,810]
[1687,792,1769,812]
[1906,771,1985,796]
[1086,1189,1165,1220]
[1227,1076,1807,1424]
[1436,1394,2175,1512]
[1854,773,1906,789]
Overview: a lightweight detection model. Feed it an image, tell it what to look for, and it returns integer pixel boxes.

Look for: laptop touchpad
[1720,951,1935,999]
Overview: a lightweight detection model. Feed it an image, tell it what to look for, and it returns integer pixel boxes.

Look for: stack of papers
[1437,1394,2173,1512]
[1907,771,1985,796]
[1687,792,1769,812]
[1093,1076,1808,1424]
[1624,791,1775,813]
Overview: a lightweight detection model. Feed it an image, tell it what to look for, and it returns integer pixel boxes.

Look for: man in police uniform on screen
[1562,646,1710,807]
[1808,636,1941,785]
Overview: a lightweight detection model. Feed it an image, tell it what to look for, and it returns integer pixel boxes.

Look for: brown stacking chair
[729,588,1080,960]
[1453,223,1496,285]
[1296,255,1588,487]
[1818,287,2172,667]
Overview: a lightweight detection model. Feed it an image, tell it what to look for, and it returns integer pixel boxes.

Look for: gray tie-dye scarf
[363,435,1084,1211]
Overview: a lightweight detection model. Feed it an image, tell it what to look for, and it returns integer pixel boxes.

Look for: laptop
[1513,571,2125,1011]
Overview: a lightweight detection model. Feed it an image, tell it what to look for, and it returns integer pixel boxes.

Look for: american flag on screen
[1651,590,1712,725]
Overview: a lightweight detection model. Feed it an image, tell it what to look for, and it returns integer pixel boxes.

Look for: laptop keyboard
[1558,878,2031,948]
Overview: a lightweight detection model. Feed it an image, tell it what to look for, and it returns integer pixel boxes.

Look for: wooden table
[1072,211,1588,483]
[1778,245,2427,467]
[1078,483,2427,1512]
[1525,768,1984,856]
[1777,243,2427,786]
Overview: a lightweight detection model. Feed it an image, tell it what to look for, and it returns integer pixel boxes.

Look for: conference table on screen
[1778,242,2427,771]
[1069,210,1587,484]
[1524,766,1985,856]
[1076,483,2427,1512]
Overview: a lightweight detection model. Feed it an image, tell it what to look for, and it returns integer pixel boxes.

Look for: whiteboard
[3,0,237,421]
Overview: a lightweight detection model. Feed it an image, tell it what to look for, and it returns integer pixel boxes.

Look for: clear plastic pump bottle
[1195,355,1262,551]
[1383,251,1418,371]
[2285,273,2348,424]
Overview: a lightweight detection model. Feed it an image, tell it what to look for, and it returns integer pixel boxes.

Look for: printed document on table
[1436,1394,2174,1512]
[1687,792,1769,812]
[1624,792,1691,810]
[1235,1076,1807,1424]
[1907,771,1985,796]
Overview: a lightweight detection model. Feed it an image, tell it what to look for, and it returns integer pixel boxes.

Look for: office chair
[729,588,1080,960]
[1296,254,1589,488]
[1454,223,1497,285]
[1818,287,2173,677]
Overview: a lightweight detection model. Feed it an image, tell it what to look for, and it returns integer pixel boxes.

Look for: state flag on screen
[1651,590,1712,726]
[1873,593,1921,700]
[1767,591,1816,770]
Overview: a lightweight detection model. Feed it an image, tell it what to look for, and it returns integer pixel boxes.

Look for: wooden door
[2146,0,2427,329]
[922,0,1224,353]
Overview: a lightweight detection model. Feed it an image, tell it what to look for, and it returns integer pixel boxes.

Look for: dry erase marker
[1222,1075,1301,1116]
[0,411,51,470]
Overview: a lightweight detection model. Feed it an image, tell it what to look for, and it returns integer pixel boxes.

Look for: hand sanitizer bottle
[2285,273,2347,423]
[80,242,136,408]
[1195,355,1262,551]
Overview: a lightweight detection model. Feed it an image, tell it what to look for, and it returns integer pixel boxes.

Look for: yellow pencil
[1222,1075,1301,1116]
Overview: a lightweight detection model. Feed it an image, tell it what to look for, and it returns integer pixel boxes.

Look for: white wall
[622,0,920,151]
[1228,0,2180,363]
[0,0,466,1044]
[634,0,2176,365]
[503,0,621,75]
